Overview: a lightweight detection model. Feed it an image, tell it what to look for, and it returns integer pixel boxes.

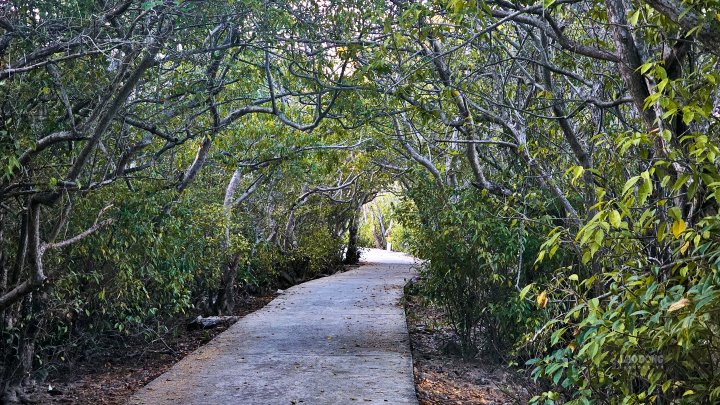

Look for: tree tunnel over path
[3,0,720,402]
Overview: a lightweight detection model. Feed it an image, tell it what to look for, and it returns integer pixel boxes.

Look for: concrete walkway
[128,249,418,405]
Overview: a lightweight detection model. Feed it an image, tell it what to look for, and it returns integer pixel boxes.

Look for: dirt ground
[405,287,538,405]
[27,295,276,405]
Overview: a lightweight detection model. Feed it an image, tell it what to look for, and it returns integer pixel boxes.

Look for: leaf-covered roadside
[31,295,275,405]
[405,276,538,404]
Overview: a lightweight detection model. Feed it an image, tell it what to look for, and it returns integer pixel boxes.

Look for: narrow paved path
[128,249,418,404]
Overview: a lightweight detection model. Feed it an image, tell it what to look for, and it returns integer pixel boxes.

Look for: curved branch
[394,115,443,185]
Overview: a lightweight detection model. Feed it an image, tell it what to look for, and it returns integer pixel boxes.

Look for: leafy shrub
[398,184,547,359]
[47,184,227,335]
[529,112,720,402]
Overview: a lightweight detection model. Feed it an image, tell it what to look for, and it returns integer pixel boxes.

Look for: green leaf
[571,166,585,185]
[638,171,652,204]
[668,206,682,221]
[551,327,567,345]
[608,210,621,228]
[519,284,534,300]
[622,176,640,196]
[639,62,655,75]
[582,251,591,264]
[628,9,640,26]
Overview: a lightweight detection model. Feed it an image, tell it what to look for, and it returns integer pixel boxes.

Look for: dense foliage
[0,1,375,400]
[397,183,550,359]
[376,0,720,402]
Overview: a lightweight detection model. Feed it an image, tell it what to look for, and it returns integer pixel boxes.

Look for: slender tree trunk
[213,252,241,315]
[2,290,45,404]
[214,170,264,315]
[344,210,361,264]
[215,170,242,316]
[0,212,5,292]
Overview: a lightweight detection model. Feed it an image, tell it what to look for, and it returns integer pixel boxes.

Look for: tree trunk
[2,292,44,404]
[344,211,360,264]
[0,212,5,292]
[371,207,388,250]
[213,252,241,315]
